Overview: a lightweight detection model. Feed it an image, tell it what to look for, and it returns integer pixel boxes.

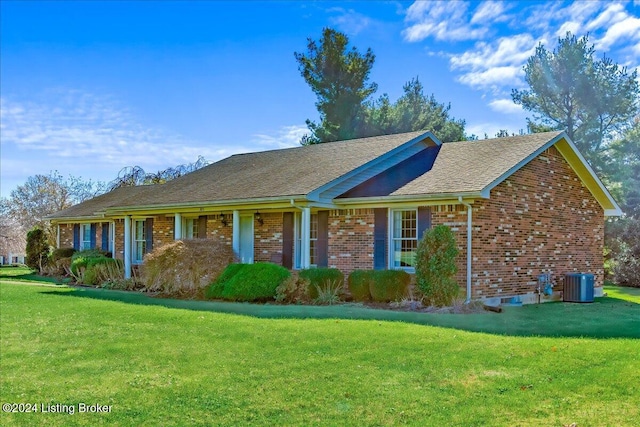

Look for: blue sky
[1,1,639,197]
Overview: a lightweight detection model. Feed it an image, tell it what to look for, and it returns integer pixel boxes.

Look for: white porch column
[174,213,182,240]
[232,210,240,255]
[301,207,311,269]
[124,215,132,279]
[56,224,60,248]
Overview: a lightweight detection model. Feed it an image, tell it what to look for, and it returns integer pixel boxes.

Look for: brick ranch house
[47,130,620,304]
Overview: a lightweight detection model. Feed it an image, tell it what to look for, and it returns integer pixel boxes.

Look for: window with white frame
[294,212,318,269]
[184,218,198,239]
[391,209,418,269]
[133,220,146,263]
[309,214,318,267]
[80,224,92,250]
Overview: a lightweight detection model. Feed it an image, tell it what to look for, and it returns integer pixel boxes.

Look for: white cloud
[252,125,308,149]
[403,1,490,42]
[1,89,304,195]
[471,1,510,24]
[595,14,640,51]
[327,7,373,35]
[488,98,523,114]
[449,34,537,90]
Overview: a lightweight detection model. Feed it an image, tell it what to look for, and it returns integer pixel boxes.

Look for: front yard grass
[1,273,639,426]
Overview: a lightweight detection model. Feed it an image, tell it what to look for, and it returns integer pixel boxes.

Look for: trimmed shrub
[299,268,344,300]
[348,270,373,302]
[369,270,411,302]
[142,239,237,298]
[348,270,411,302]
[50,247,76,262]
[26,228,50,273]
[206,263,290,302]
[275,272,311,304]
[205,263,245,299]
[415,225,459,307]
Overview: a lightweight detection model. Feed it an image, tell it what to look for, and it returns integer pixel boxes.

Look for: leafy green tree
[365,77,465,142]
[26,228,50,273]
[295,28,377,144]
[512,33,639,173]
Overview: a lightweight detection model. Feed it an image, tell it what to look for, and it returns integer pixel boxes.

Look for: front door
[239,215,254,263]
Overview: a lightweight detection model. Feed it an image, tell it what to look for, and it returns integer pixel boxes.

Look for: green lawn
[1,271,639,426]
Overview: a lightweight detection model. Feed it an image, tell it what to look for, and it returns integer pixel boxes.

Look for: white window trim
[388,208,419,272]
[80,224,92,251]
[182,217,199,239]
[294,212,318,269]
[133,219,146,264]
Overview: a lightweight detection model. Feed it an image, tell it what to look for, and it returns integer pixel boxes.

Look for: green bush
[205,263,245,299]
[415,225,460,307]
[70,249,110,278]
[26,228,50,273]
[348,270,411,302]
[206,263,291,302]
[50,247,76,262]
[369,270,411,302]
[299,268,344,300]
[348,270,373,302]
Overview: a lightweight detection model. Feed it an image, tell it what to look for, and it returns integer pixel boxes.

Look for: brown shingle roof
[104,131,429,208]
[390,131,563,196]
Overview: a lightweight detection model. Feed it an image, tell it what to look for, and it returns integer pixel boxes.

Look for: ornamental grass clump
[142,239,237,298]
[415,225,460,307]
[299,268,344,300]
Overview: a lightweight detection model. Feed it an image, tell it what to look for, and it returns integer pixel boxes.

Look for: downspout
[458,196,473,304]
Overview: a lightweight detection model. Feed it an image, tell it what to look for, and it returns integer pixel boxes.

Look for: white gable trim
[481,132,622,216]
[307,131,441,203]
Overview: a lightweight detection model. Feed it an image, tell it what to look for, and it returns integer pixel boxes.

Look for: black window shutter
[417,206,432,240]
[145,218,154,253]
[90,223,97,249]
[101,223,110,251]
[373,208,387,270]
[198,215,208,238]
[282,212,294,269]
[317,211,329,267]
[73,224,80,250]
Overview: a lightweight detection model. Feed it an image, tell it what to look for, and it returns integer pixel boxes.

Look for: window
[391,209,418,269]
[184,218,198,239]
[133,220,146,263]
[294,212,318,269]
[309,214,318,267]
[80,224,92,250]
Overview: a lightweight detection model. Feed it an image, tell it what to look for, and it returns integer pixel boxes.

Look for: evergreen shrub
[415,225,459,307]
[207,263,291,302]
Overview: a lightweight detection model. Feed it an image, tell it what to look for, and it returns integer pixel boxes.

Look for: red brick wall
[114,219,124,260]
[151,215,173,248]
[205,215,233,245]
[254,213,283,262]
[469,145,604,299]
[328,209,375,273]
[59,224,74,248]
